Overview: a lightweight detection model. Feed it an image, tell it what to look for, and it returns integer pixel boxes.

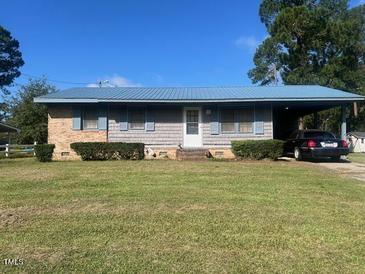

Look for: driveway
[280,157,365,182]
[314,159,365,182]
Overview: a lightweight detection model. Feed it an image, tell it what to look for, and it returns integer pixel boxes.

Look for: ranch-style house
[34,85,364,160]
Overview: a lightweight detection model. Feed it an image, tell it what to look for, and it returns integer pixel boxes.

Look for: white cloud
[87,74,141,87]
[358,0,365,4]
[235,36,261,51]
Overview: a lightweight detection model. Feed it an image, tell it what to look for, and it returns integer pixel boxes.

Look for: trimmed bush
[231,139,284,160]
[70,142,145,160]
[35,144,55,162]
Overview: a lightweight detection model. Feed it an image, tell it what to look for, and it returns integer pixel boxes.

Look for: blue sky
[1,0,363,90]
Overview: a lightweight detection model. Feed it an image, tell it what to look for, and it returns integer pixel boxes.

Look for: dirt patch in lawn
[0,209,24,228]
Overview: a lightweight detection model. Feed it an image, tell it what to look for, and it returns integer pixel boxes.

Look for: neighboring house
[34,85,364,160]
[347,132,365,153]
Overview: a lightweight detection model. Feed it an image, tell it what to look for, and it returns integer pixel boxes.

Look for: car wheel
[294,147,302,161]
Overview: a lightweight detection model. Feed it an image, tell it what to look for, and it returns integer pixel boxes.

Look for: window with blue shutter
[120,108,128,131]
[210,108,219,135]
[72,107,82,130]
[146,109,155,132]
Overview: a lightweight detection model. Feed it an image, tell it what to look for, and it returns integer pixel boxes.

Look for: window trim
[128,108,146,130]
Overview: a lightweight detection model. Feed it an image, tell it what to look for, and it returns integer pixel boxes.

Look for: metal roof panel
[34,85,364,103]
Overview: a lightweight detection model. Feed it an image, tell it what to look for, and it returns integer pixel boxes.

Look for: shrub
[70,142,145,160]
[231,139,284,160]
[35,144,55,162]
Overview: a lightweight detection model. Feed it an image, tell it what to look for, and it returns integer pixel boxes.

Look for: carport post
[313,112,319,129]
[298,116,304,130]
[341,105,347,141]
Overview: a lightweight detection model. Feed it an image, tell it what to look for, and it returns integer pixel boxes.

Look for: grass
[348,152,365,164]
[0,158,364,273]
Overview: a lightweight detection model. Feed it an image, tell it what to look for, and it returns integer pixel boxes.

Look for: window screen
[186,110,199,135]
[129,109,145,130]
[83,108,98,129]
[221,110,235,133]
[238,108,254,133]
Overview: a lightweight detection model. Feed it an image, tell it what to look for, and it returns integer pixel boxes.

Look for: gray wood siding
[202,104,273,147]
[107,104,273,147]
[108,106,183,147]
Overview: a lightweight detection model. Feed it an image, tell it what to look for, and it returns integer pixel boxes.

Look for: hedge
[70,142,145,160]
[35,144,55,162]
[231,139,284,160]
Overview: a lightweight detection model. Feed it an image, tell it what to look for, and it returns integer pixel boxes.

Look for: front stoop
[176,148,210,160]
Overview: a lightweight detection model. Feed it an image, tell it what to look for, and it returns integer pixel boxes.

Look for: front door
[183,107,202,147]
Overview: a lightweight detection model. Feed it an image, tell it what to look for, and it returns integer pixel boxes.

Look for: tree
[9,79,57,144]
[0,26,24,121]
[249,0,365,132]
[0,26,24,91]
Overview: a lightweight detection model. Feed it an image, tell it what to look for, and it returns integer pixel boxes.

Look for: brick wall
[48,105,107,160]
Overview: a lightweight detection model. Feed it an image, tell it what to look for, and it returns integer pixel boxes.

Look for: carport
[0,122,20,144]
[271,92,364,141]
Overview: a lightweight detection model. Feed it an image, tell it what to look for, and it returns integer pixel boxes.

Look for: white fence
[0,142,37,158]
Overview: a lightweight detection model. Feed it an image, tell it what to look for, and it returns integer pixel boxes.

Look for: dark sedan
[284,130,349,161]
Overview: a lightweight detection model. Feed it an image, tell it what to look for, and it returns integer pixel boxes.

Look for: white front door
[183,107,202,147]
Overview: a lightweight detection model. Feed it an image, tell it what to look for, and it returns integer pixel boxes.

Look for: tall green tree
[0,26,24,91]
[0,26,24,120]
[249,0,365,132]
[9,79,57,144]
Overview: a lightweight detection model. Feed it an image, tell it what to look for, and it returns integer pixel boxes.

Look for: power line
[20,73,90,85]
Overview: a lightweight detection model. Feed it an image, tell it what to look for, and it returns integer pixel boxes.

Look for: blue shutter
[120,108,128,131]
[210,107,219,135]
[72,107,82,130]
[254,106,264,135]
[97,107,107,130]
[146,109,155,132]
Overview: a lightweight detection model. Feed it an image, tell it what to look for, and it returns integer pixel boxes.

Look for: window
[129,109,145,130]
[186,110,199,135]
[83,108,98,129]
[221,110,235,133]
[220,108,254,134]
[238,108,254,133]
[303,131,335,139]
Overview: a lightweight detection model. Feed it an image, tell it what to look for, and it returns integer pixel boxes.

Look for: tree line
[1,0,364,144]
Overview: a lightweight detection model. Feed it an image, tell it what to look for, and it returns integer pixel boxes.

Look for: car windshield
[303,131,336,139]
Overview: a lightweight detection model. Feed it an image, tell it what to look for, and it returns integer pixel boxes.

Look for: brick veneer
[48,105,107,160]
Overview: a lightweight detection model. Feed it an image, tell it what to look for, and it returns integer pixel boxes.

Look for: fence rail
[0,142,37,158]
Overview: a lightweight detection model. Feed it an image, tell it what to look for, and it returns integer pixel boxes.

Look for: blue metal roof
[34,85,364,103]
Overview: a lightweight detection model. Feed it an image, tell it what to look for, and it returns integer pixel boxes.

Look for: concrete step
[176,148,210,160]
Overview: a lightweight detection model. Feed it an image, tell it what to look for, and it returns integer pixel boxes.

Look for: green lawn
[0,158,364,273]
[348,152,365,164]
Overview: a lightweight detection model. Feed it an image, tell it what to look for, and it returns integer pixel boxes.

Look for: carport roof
[0,122,19,133]
[347,132,365,138]
[34,85,364,103]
